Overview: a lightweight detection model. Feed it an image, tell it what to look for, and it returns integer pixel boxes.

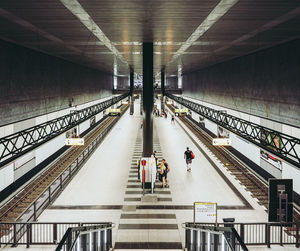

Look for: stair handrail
[56,223,115,251]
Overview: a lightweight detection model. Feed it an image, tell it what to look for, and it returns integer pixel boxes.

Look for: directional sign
[212,138,231,146]
[66,138,84,146]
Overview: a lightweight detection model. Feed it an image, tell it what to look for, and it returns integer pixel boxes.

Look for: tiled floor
[3,99,296,250]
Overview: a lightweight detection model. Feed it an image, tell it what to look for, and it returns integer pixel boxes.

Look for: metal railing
[184,222,300,248]
[56,223,113,251]
[166,93,300,168]
[183,223,248,251]
[0,222,111,248]
[0,93,129,168]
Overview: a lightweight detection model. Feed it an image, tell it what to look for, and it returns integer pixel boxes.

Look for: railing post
[280,224,283,246]
[296,223,299,248]
[265,223,270,248]
[33,202,37,221]
[48,186,51,202]
[240,223,244,243]
[60,175,62,189]
[13,223,17,247]
[26,223,32,248]
[53,223,57,244]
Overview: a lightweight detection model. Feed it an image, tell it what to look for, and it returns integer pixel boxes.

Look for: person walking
[171,115,175,124]
[184,147,193,172]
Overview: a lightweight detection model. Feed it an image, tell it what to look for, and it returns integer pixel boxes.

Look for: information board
[66,138,84,146]
[212,138,231,146]
[194,202,217,223]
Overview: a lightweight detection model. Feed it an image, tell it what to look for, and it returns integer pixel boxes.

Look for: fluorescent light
[60,0,128,65]
[169,0,239,64]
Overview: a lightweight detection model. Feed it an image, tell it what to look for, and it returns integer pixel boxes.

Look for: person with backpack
[184,147,194,172]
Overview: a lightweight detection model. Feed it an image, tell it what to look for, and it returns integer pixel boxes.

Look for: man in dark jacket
[184,147,192,172]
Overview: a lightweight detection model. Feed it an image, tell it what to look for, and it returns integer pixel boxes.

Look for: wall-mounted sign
[108,108,121,116]
[175,108,187,116]
[90,116,96,126]
[217,126,230,138]
[212,138,231,146]
[66,138,84,146]
[66,127,78,139]
[260,150,282,170]
[194,202,217,223]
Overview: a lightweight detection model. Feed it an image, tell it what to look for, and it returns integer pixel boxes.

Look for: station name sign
[66,138,84,146]
[212,138,231,146]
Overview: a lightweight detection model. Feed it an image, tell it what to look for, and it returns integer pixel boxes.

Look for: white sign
[212,138,231,146]
[66,138,84,146]
[194,202,217,223]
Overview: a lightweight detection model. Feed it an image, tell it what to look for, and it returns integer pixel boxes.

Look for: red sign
[141,160,147,166]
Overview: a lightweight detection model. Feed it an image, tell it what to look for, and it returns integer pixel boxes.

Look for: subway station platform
[1,100,298,250]
[32,101,274,249]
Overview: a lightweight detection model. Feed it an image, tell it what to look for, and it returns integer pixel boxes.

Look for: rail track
[166,104,300,223]
[0,105,128,223]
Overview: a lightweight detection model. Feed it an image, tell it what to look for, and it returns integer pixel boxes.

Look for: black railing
[0,222,112,248]
[166,93,300,168]
[0,221,298,248]
[183,222,299,248]
[56,223,113,251]
[183,223,248,251]
[0,93,129,168]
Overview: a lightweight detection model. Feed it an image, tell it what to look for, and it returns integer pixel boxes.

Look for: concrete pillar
[130,70,134,115]
[161,70,165,111]
[142,43,153,157]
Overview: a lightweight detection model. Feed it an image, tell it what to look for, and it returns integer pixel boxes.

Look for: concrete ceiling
[0,0,299,76]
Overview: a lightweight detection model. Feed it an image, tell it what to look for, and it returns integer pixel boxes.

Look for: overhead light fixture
[60,0,128,65]
[168,0,239,64]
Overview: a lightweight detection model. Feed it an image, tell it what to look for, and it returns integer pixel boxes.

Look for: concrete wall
[0,39,113,126]
[182,39,300,127]
[166,76,178,89]
[117,76,129,89]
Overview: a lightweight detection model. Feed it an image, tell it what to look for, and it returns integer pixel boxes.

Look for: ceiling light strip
[60,0,128,65]
[169,0,239,64]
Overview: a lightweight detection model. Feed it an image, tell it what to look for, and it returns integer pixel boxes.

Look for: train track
[0,105,128,223]
[167,104,300,223]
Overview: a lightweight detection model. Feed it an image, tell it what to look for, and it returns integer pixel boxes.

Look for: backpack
[191,151,195,159]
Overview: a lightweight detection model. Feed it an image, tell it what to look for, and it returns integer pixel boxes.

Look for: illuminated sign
[194,202,217,223]
[108,109,121,113]
[66,138,84,146]
[212,138,231,146]
[175,108,187,113]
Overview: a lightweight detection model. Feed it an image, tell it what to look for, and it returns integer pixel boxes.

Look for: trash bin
[223,218,235,228]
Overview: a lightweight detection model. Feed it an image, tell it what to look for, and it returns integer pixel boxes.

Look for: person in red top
[184,147,193,172]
